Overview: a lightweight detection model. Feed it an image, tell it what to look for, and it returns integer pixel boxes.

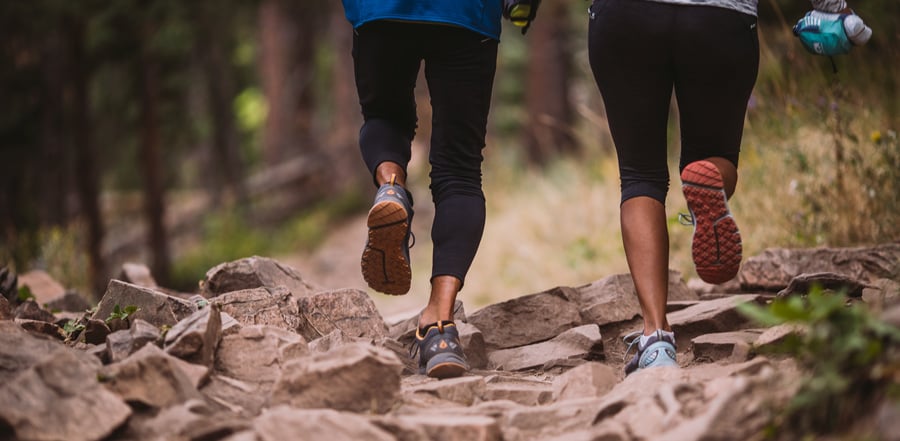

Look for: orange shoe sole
[681,160,742,284]
[361,200,411,295]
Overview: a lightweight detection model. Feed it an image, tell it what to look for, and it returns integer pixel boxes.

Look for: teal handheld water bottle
[793,10,872,56]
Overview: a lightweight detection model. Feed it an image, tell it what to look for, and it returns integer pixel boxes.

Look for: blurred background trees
[1,0,898,301]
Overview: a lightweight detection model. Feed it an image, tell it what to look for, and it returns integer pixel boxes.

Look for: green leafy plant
[62,320,86,341]
[739,287,900,437]
[105,304,140,324]
[17,285,35,302]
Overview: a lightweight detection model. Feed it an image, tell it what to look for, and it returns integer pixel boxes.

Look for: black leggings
[588,0,759,204]
[353,21,498,286]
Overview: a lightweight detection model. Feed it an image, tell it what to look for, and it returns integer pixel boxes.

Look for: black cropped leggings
[352,21,498,286]
[588,0,759,204]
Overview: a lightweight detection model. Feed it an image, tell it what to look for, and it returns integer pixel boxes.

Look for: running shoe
[361,174,414,295]
[414,321,468,379]
[623,330,678,375]
[681,160,742,284]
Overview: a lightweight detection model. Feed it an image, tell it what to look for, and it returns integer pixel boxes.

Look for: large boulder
[210,286,299,332]
[99,344,205,409]
[92,280,196,328]
[487,325,604,371]
[0,321,72,382]
[201,256,318,298]
[270,342,402,414]
[202,325,308,415]
[468,286,582,350]
[16,269,66,305]
[164,304,223,367]
[571,271,698,328]
[296,288,387,341]
[0,346,131,441]
[740,244,900,291]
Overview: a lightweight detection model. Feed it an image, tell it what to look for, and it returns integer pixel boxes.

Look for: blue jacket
[342,0,503,40]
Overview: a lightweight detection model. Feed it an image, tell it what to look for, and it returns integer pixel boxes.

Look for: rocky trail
[1,244,899,441]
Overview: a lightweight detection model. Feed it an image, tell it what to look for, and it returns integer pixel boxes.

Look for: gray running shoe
[623,330,678,375]
[414,321,468,379]
[362,175,414,295]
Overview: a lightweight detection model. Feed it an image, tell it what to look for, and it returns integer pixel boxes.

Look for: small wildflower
[870,130,882,144]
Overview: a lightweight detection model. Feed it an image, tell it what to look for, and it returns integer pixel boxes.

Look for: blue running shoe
[414,321,468,379]
[362,174,414,295]
[623,330,678,375]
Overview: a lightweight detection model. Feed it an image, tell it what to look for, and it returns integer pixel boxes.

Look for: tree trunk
[258,0,321,165]
[524,0,576,163]
[137,20,171,285]
[68,17,107,298]
[194,0,244,207]
[328,2,364,187]
[39,26,70,225]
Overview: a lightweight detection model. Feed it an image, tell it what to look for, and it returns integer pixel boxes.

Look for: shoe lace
[678,212,694,226]
[622,331,643,362]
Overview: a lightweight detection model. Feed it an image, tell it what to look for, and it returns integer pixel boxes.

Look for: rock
[406,376,486,405]
[572,271,698,328]
[501,397,609,441]
[484,377,553,406]
[376,336,419,375]
[82,318,111,345]
[458,322,488,370]
[106,319,161,363]
[0,296,10,320]
[99,344,205,409]
[270,342,402,414]
[380,415,502,441]
[668,295,763,349]
[487,324,604,371]
[125,400,210,440]
[687,276,742,295]
[14,299,57,323]
[753,323,805,351]
[17,269,66,305]
[86,344,110,364]
[667,300,700,312]
[211,286,299,332]
[203,325,308,415]
[0,321,71,382]
[740,244,900,291]
[15,318,65,340]
[253,407,394,441]
[201,256,317,298]
[93,280,196,328]
[552,362,618,402]
[0,348,131,441]
[468,286,582,350]
[777,271,871,297]
[45,290,92,313]
[164,304,222,367]
[690,330,763,363]
[863,278,900,311]
[296,288,387,341]
[119,262,158,288]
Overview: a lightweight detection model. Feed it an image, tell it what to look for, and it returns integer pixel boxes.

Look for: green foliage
[739,288,900,437]
[17,285,35,302]
[105,304,140,324]
[62,319,86,341]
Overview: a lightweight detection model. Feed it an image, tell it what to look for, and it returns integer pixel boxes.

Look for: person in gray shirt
[586,0,862,374]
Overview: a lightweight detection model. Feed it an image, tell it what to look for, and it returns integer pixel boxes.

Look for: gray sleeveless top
[643,0,847,17]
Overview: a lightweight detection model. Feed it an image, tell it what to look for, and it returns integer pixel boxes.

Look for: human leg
[412,26,497,378]
[353,21,422,294]
[674,6,759,283]
[589,0,675,337]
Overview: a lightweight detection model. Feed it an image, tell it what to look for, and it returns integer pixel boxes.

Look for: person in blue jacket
[341,0,511,378]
